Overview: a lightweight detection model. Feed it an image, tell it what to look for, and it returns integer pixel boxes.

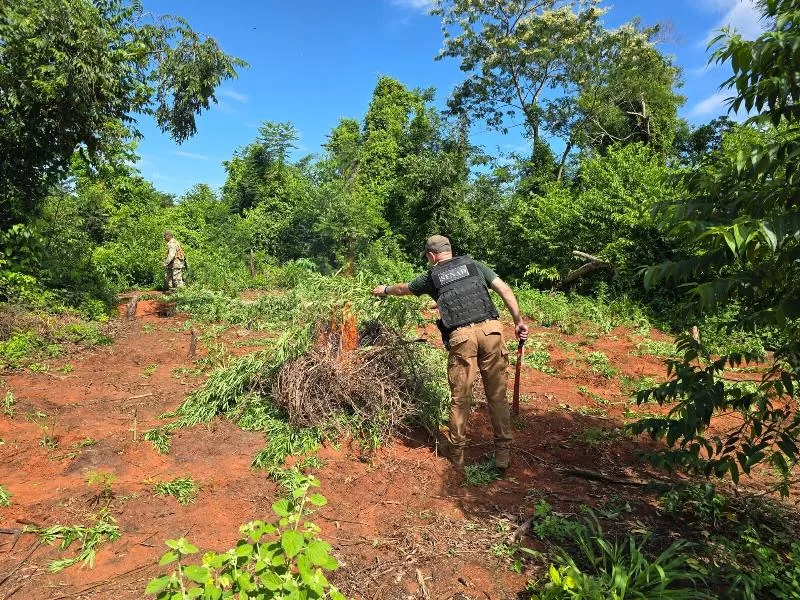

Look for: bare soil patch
[0,299,795,599]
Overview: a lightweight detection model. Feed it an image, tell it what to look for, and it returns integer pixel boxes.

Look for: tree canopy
[0,0,245,227]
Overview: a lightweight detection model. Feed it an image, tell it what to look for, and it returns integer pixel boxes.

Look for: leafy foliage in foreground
[146,476,345,599]
[629,336,799,493]
[656,483,800,599]
[528,512,709,599]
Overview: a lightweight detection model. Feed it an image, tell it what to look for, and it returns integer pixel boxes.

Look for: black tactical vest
[430,256,499,331]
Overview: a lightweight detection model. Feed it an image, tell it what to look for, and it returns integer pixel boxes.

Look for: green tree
[433,1,682,176]
[672,116,735,167]
[559,22,684,169]
[0,0,245,227]
[636,0,800,493]
[434,0,603,145]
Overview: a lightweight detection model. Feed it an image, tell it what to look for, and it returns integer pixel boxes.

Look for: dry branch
[557,261,610,290]
[559,467,646,486]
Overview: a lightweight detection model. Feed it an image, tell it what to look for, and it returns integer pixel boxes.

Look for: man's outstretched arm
[372,283,412,297]
[490,278,529,341]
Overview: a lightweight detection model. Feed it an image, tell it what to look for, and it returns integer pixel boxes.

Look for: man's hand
[515,321,529,341]
[372,285,388,297]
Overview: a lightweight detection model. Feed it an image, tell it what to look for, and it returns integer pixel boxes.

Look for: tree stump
[126,295,139,321]
[188,328,198,358]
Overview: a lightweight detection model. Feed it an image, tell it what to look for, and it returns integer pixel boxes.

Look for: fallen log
[557,261,611,290]
[572,250,605,263]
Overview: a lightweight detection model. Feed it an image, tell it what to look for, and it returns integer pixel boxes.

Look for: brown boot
[495,448,510,472]
[435,427,452,456]
[450,446,465,472]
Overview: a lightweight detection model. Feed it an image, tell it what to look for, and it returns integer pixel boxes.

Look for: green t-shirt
[407,257,499,299]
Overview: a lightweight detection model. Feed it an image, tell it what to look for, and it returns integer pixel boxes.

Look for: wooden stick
[48,562,152,600]
[416,568,430,600]
[509,515,536,544]
[3,581,27,600]
[127,393,153,400]
[559,467,647,487]
[558,261,610,290]
[0,540,41,587]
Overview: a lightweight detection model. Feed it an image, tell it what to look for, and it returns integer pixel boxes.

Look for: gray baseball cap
[420,235,451,258]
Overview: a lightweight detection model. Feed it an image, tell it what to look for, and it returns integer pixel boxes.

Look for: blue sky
[134,0,766,196]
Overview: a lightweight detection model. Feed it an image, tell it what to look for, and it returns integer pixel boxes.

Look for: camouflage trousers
[165,267,185,290]
[446,319,512,468]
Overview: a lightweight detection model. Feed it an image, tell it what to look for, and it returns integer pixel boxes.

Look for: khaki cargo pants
[447,319,512,467]
[165,261,185,290]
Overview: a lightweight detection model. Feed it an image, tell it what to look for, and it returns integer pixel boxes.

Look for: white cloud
[690,90,732,117]
[173,150,210,160]
[390,0,432,12]
[701,0,765,46]
[217,89,249,103]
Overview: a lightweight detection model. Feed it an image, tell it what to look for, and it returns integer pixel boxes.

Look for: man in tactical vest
[372,235,529,472]
[163,231,186,291]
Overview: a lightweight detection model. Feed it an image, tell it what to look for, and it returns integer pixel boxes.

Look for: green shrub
[462,458,503,486]
[586,351,618,378]
[0,330,54,368]
[658,484,728,526]
[145,476,345,599]
[56,322,113,346]
[528,513,709,599]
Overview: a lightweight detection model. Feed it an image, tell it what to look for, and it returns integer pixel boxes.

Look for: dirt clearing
[0,299,794,599]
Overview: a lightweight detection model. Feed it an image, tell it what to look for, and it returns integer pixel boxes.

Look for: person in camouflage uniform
[163,231,186,291]
[372,235,529,472]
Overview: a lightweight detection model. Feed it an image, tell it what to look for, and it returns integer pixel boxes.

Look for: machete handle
[512,338,525,417]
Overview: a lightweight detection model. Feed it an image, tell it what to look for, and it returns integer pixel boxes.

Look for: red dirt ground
[0,298,794,599]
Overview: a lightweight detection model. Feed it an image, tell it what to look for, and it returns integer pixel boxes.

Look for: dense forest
[1,0,799,598]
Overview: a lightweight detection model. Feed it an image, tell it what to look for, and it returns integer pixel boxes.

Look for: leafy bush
[145,476,345,599]
[264,258,319,288]
[56,322,113,346]
[514,288,651,336]
[586,352,618,378]
[657,485,800,599]
[709,528,800,600]
[529,501,586,544]
[658,484,728,527]
[0,330,60,368]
